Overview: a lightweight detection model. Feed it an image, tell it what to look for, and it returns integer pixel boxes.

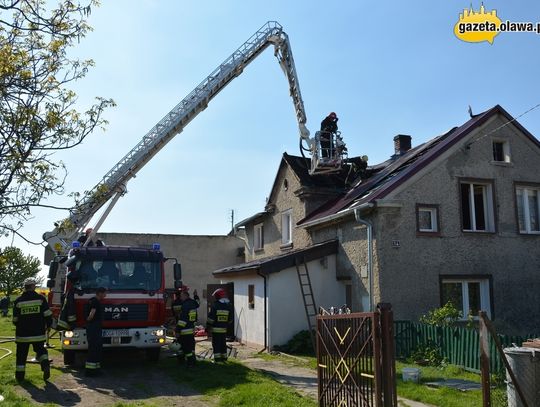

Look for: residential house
[214,105,540,348]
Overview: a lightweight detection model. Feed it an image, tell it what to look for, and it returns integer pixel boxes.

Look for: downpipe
[257,271,268,352]
[354,207,374,312]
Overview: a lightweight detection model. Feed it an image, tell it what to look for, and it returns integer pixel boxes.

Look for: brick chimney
[393,134,412,156]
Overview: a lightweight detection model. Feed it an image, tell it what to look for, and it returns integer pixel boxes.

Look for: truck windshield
[76,260,161,291]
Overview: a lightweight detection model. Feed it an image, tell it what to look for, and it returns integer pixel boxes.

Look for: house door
[206,282,235,338]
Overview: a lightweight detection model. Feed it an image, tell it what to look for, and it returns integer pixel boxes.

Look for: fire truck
[43,21,347,365]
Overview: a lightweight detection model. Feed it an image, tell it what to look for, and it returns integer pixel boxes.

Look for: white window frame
[253,223,264,251]
[441,278,491,319]
[516,186,540,234]
[281,209,293,245]
[460,181,495,232]
[418,206,438,233]
[492,139,511,163]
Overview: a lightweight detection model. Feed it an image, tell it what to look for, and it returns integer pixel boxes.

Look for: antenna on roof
[468,105,474,118]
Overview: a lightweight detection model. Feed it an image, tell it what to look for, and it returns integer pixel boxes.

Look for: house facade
[215,105,540,347]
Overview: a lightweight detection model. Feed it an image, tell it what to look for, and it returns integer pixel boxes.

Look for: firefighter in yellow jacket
[207,288,232,363]
[12,278,52,382]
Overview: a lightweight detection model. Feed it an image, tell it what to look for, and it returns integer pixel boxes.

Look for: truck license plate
[102,329,129,337]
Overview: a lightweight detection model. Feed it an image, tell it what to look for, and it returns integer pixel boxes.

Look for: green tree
[0,0,114,242]
[0,246,41,297]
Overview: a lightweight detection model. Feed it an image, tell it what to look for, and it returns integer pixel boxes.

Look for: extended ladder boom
[44,21,310,251]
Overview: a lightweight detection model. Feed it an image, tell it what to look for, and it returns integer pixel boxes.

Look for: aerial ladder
[43,21,346,255]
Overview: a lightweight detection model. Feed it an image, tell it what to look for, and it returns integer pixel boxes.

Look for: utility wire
[467,102,540,148]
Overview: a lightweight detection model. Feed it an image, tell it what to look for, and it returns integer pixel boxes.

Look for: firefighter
[171,288,184,361]
[12,278,52,382]
[320,112,339,158]
[207,288,233,363]
[84,287,106,376]
[176,288,200,367]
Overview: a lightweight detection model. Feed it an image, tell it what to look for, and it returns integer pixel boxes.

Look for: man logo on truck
[104,306,129,313]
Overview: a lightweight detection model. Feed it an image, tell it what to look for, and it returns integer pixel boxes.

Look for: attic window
[492,140,510,163]
[283,179,289,190]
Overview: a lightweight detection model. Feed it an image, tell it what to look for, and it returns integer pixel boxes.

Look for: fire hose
[0,336,15,361]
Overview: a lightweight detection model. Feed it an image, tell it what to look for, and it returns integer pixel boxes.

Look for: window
[492,140,510,162]
[416,205,439,234]
[254,223,264,250]
[281,209,292,245]
[441,278,491,319]
[516,186,540,234]
[248,284,255,309]
[460,181,495,232]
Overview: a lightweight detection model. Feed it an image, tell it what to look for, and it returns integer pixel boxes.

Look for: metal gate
[317,303,397,407]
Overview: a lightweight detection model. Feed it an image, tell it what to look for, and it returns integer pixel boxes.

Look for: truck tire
[63,350,76,365]
[146,347,161,362]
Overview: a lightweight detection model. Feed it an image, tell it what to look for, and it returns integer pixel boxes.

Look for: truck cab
[54,244,175,365]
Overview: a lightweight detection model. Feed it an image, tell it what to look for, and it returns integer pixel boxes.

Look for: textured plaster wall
[245,164,312,261]
[376,115,540,334]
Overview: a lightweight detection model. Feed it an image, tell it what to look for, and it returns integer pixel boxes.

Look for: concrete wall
[374,114,540,334]
[100,233,244,323]
[267,254,345,348]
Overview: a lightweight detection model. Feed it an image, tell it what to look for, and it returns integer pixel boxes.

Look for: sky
[2,0,540,277]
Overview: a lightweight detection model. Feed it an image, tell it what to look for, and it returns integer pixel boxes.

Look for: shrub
[273,330,314,355]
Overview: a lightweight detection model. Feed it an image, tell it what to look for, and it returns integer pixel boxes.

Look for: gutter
[354,206,374,312]
[256,270,268,351]
[299,202,373,229]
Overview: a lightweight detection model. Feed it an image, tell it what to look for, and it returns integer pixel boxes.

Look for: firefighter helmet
[23,278,37,287]
[212,288,226,300]
[329,112,337,119]
[168,342,181,353]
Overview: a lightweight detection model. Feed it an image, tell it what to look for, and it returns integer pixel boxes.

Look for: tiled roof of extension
[298,105,540,226]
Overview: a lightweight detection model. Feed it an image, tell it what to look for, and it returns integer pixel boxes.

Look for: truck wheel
[64,350,76,365]
[146,348,161,362]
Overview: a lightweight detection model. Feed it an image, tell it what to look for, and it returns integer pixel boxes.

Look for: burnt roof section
[282,153,367,190]
[213,239,338,276]
[298,105,540,226]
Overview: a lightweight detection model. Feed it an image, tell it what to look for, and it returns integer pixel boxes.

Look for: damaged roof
[298,104,540,226]
[213,239,338,276]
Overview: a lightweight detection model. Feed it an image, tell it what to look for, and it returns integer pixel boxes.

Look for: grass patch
[0,315,63,406]
[162,357,317,407]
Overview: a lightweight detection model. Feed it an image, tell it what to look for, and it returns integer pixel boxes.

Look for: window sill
[518,231,540,236]
[254,248,265,253]
[462,230,496,235]
[490,160,513,167]
[280,242,293,251]
[416,230,441,237]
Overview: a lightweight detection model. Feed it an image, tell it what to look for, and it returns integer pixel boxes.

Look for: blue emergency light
[152,243,160,251]
[72,241,81,248]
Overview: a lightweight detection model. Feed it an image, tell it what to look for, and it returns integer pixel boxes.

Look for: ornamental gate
[316,303,397,407]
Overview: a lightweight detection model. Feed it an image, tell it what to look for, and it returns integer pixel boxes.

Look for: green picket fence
[394,321,537,373]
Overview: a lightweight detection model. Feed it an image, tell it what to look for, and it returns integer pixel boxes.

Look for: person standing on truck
[84,287,106,376]
[207,288,233,363]
[176,288,200,367]
[12,278,52,382]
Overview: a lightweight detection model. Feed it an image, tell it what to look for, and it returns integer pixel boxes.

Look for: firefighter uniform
[176,293,199,366]
[12,286,52,381]
[171,296,184,361]
[84,296,103,375]
[207,296,232,362]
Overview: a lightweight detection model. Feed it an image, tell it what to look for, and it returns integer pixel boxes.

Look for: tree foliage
[0,0,114,241]
[0,246,41,296]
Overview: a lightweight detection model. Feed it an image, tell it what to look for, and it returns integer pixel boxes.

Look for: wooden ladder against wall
[295,257,317,350]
